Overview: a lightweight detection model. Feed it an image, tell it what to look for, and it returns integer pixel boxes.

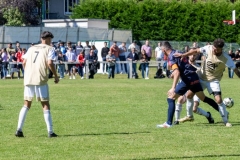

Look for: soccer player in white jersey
[175,38,240,127]
[15,31,59,137]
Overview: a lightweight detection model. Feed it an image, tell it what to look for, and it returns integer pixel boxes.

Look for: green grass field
[1,70,240,160]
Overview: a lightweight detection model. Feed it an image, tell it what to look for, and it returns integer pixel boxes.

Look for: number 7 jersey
[198,45,235,81]
[22,44,56,86]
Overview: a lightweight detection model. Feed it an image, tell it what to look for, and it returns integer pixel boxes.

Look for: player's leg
[208,81,230,126]
[192,95,214,124]
[15,86,34,137]
[174,95,185,124]
[37,84,57,137]
[178,90,194,123]
[157,81,188,128]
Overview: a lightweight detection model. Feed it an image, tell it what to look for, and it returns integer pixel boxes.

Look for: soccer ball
[223,97,234,108]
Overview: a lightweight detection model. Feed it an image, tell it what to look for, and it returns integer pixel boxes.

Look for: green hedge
[71,0,240,43]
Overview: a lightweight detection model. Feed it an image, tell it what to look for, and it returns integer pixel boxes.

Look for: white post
[129,60,132,79]
[86,60,89,79]
[232,10,236,25]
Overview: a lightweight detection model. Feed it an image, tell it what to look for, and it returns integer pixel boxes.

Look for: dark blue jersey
[168,50,199,83]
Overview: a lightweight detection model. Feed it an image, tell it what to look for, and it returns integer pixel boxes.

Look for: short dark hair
[161,41,172,50]
[41,31,54,39]
[213,38,224,48]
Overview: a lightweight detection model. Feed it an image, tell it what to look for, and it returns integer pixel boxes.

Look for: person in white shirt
[155,42,164,69]
[15,31,59,138]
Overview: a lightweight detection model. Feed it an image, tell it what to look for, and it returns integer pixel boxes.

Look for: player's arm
[234,68,240,78]
[170,64,180,90]
[48,48,59,83]
[181,48,201,58]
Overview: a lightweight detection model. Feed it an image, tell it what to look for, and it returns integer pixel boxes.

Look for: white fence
[0,26,132,49]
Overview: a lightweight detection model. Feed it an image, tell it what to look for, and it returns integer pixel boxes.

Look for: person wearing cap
[15,31,59,138]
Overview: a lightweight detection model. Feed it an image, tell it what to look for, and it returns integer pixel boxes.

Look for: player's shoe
[49,132,58,138]
[173,121,179,125]
[15,130,24,137]
[225,122,232,127]
[178,116,194,123]
[206,112,214,124]
[156,122,172,128]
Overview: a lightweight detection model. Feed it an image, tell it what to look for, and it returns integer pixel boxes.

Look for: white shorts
[200,79,221,95]
[24,84,49,101]
[193,95,200,103]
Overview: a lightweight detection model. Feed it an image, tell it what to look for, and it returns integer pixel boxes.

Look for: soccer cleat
[173,121,179,125]
[225,122,232,127]
[81,77,84,79]
[145,77,149,79]
[206,112,214,124]
[73,76,76,79]
[48,132,58,138]
[178,116,194,123]
[156,122,172,128]
[15,130,24,137]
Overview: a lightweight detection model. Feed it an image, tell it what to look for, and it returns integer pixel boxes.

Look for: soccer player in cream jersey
[15,31,59,137]
[175,38,240,127]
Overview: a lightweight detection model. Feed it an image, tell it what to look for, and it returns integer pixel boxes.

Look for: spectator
[83,41,91,56]
[155,42,164,69]
[75,41,83,56]
[86,49,98,79]
[15,48,25,79]
[76,51,85,79]
[101,42,109,74]
[234,49,240,60]
[110,41,120,74]
[66,47,77,79]
[192,41,198,48]
[7,43,15,57]
[139,49,149,79]
[118,42,128,74]
[141,40,152,61]
[59,42,67,55]
[106,51,116,79]
[0,51,2,77]
[91,45,98,56]
[9,51,17,79]
[228,49,235,78]
[127,47,139,79]
[51,42,57,50]
[1,48,8,79]
[128,40,140,53]
[15,41,21,52]
[57,51,66,79]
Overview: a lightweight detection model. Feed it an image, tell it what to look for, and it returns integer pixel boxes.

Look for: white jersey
[23,44,56,86]
[198,45,235,81]
[155,46,164,58]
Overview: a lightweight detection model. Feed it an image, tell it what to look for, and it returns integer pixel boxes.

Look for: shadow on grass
[61,131,151,137]
[194,121,240,126]
[133,154,240,160]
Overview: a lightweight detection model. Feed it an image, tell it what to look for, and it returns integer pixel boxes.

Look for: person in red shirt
[110,41,120,73]
[76,51,85,79]
[15,48,26,79]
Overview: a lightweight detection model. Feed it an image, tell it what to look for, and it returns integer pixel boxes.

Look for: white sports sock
[218,103,228,123]
[44,110,53,134]
[186,98,194,117]
[175,103,182,120]
[17,106,29,131]
[196,107,209,117]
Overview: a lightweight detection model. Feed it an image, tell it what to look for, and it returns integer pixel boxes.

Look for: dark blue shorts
[175,79,203,96]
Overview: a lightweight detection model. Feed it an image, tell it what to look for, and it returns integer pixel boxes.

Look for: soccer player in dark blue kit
[157,41,218,128]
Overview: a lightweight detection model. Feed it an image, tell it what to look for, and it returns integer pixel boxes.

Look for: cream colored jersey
[198,45,235,81]
[22,44,56,86]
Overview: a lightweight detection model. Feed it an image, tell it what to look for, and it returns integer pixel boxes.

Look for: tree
[0,0,41,26]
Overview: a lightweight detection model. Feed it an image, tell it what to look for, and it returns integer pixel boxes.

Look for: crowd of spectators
[1,40,239,80]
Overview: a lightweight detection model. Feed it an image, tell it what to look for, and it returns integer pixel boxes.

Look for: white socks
[218,103,228,123]
[186,98,194,117]
[44,110,53,134]
[175,103,182,121]
[196,107,209,117]
[17,106,29,131]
